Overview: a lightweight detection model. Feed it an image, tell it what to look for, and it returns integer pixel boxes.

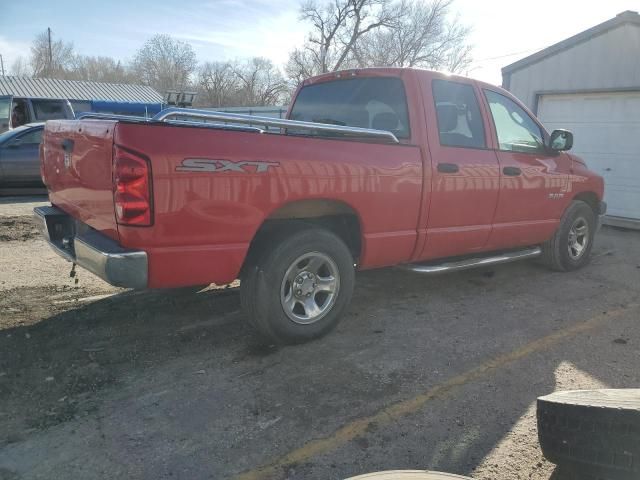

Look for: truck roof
[302,67,503,92]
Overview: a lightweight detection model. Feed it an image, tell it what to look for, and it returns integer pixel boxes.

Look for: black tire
[240,227,355,344]
[537,389,640,480]
[541,200,596,272]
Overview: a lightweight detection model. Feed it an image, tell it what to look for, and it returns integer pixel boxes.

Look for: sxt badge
[176,158,279,173]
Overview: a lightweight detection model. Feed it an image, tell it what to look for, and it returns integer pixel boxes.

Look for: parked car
[35,68,606,344]
[69,100,164,118]
[0,96,74,133]
[0,123,44,187]
[0,96,164,134]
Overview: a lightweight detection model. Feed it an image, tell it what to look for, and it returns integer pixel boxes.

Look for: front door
[419,78,500,260]
[482,89,569,249]
[0,96,13,133]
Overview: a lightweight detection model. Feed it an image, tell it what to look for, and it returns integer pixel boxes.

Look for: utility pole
[0,54,4,76]
[47,27,53,75]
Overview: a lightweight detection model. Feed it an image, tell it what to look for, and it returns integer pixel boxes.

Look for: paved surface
[0,202,639,480]
[0,196,48,218]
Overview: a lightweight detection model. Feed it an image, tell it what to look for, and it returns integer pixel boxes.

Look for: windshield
[289,76,410,138]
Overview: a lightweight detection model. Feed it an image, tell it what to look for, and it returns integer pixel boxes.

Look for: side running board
[399,247,542,274]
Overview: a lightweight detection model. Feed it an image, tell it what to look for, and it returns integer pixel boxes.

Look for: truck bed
[42,119,424,288]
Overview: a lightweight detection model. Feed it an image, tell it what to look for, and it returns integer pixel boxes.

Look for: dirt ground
[0,196,639,480]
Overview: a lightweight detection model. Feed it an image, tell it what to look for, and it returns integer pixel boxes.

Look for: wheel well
[240,200,362,278]
[572,192,599,214]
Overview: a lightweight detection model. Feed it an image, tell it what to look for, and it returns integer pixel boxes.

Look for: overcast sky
[0,0,638,86]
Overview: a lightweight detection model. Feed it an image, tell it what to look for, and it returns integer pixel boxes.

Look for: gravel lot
[0,196,639,480]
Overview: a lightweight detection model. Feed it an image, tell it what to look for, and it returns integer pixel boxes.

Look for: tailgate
[42,119,119,241]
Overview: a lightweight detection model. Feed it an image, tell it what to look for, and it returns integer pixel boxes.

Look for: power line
[475,46,547,62]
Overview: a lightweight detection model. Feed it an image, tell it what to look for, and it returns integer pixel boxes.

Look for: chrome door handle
[437,163,459,173]
[503,166,521,176]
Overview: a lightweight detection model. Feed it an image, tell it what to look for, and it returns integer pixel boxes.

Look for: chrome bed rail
[77,107,400,143]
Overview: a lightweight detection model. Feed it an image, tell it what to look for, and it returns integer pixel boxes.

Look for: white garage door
[538,91,640,221]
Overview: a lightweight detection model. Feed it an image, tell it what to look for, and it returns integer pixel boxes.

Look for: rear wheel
[241,228,355,344]
[541,200,596,271]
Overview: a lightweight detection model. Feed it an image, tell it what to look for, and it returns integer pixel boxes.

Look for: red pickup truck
[35,68,605,344]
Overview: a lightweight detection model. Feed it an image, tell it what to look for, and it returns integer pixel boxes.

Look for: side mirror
[548,129,573,151]
[6,139,21,149]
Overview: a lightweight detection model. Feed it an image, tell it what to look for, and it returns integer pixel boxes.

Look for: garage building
[502,10,640,227]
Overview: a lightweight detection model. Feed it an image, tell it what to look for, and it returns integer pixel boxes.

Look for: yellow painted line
[234,304,638,480]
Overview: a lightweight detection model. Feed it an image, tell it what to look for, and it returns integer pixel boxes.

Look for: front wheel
[241,228,355,344]
[541,200,596,272]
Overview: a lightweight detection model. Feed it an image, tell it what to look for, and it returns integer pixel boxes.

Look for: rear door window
[289,77,410,138]
[32,100,67,121]
[432,79,486,149]
[16,129,43,146]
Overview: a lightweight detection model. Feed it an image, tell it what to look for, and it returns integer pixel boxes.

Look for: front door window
[484,90,544,153]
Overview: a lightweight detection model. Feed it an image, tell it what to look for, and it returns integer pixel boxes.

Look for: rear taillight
[113,146,153,226]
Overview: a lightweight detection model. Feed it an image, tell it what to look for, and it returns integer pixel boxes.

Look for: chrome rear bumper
[34,205,148,289]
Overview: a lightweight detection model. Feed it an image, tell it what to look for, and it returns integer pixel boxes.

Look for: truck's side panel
[479,86,572,250]
[114,123,423,288]
[417,72,501,260]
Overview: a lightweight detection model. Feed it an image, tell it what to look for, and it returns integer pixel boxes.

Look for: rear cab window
[289,77,410,139]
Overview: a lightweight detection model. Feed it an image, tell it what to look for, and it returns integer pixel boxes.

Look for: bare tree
[285,48,319,86]
[197,58,288,107]
[233,58,289,106]
[286,0,398,80]
[30,30,76,78]
[132,34,197,92]
[10,56,31,77]
[69,56,133,83]
[197,61,240,107]
[354,0,472,72]
[443,40,472,74]
[287,0,472,82]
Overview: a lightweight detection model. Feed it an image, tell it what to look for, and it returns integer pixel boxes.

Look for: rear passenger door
[420,78,500,260]
[482,89,569,249]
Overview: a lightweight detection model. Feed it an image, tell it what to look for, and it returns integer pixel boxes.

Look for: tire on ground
[240,227,355,344]
[537,389,640,480]
[540,200,596,272]
[345,470,473,480]
[345,471,473,479]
